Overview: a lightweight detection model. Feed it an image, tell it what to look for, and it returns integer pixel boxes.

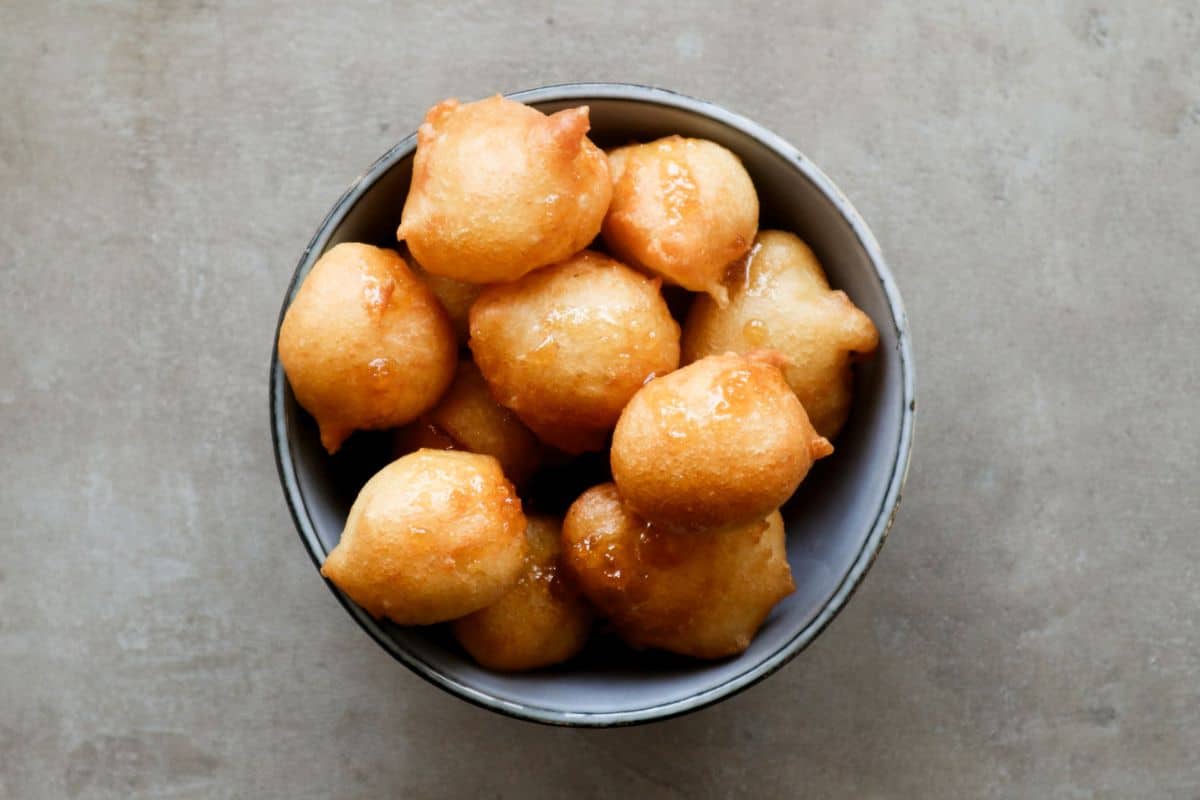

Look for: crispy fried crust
[397,96,611,284]
[469,250,680,454]
[320,450,527,625]
[393,360,543,486]
[611,351,831,532]
[278,243,456,453]
[682,230,879,439]
[602,136,758,304]
[453,515,593,671]
[406,254,483,346]
[562,484,794,659]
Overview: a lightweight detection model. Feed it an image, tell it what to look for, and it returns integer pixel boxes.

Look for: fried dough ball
[453,516,592,671]
[320,450,527,625]
[682,231,879,439]
[469,250,680,454]
[393,360,543,486]
[602,136,758,304]
[407,256,483,346]
[611,351,832,533]
[562,484,794,659]
[278,243,456,453]
[397,95,611,284]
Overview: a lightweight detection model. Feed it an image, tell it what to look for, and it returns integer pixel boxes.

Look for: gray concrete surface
[2,1,1198,797]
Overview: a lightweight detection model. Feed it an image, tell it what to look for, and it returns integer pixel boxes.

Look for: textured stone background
[2,1,1198,797]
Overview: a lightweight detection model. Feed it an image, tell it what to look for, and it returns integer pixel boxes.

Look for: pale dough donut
[602,136,758,303]
[682,230,879,439]
[611,351,831,533]
[562,484,794,659]
[278,242,456,453]
[320,450,527,625]
[469,250,680,454]
[397,95,611,284]
[453,515,592,671]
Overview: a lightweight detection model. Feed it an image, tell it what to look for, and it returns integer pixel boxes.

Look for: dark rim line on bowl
[269,82,915,727]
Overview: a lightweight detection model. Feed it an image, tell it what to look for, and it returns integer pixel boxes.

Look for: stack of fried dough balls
[278,95,879,671]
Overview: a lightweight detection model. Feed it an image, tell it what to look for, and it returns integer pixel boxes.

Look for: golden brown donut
[562,484,794,659]
[453,515,592,671]
[407,255,483,346]
[392,360,543,486]
[278,242,456,453]
[397,95,611,284]
[469,250,680,454]
[320,450,527,625]
[682,230,879,439]
[611,351,832,533]
[602,136,758,303]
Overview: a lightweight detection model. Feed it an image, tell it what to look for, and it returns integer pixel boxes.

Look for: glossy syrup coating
[393,420,458,453]
[320,450,527,625]
[562,484,794,659]
[406,254,483,346]
[469,250,681,454]
[682,230,879,439]
[611,351,832,533]
[602,136,758,304]
[393,360,543,486]
[277,242,456,453]
[397,95,611,284]
[453,515,593,671]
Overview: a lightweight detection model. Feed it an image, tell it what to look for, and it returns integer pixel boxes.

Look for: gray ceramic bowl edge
[270,83,915,727]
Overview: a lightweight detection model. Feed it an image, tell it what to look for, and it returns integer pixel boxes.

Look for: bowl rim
[269,82,915,727]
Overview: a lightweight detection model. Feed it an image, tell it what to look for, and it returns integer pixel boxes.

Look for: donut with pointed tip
[602,136,758,304]
[320,450,527,625]
[682,230,879,439]
[611,351,832,533]
[453,515,592,671]
[397,95,611,284]
[277,243,456,453]
[469,250,681,454]
[562,484,794,659]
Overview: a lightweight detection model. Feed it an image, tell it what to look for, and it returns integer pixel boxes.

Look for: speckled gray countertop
[2,2,1197,797]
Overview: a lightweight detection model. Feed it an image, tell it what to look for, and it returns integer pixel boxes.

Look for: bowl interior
[273,87,910,724]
